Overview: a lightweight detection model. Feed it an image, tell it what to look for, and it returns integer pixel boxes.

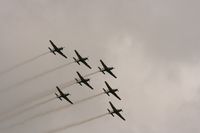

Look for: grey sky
[0,0,200,133]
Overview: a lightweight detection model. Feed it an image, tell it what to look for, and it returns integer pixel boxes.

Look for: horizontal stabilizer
[98,67,105,74]
[49,47,56,55]
[108,109,114,117]
[103,88,109,96]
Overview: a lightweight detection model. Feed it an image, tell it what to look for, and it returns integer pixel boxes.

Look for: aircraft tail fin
[98,67,101,71]
[107,109,114,117]
[75,78,82,86]
[73,57,80,64]
[98,67,105,74]
[103,88,109,96]
[49,47,55,55]
[55,93,62,101]
[59,97,62,101]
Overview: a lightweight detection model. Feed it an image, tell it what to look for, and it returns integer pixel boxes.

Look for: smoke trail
[55,70,100,89]
[0,80,76,119]
[84,70,100,78]
[4,92,105,129]
[60,70,100,88]
[0,61,75,93]
[0,70,99,121]
[0,51,50,77]
[0,97,56,122]
[47,113,109,133]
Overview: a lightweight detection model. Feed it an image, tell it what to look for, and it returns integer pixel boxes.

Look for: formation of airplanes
[50,40,125,121]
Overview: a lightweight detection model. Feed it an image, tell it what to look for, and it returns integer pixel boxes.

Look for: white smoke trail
[1,92,106,130]
[0,70,101,123]
[0,51,50,77]
[0,97,56,122]
[0,61,75,93]
[47,113,109,133]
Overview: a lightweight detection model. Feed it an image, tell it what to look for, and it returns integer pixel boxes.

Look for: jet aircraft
[75,71,94,90]
[48,40,67,59]
[103,81,121,100]
[73,50,92,69]
[107,101,125,121]
[98,60,117,78]
[55,86,73,104]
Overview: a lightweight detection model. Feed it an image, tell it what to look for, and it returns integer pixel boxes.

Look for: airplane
[55,86,73,104]
[75,71,94,90]
[48,40,67,59]
[103,81,121,100]
[73,50,92,69]
[107,101,125,121]
[98,60,117,78]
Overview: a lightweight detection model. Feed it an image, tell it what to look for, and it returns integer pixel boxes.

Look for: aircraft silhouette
[98,60,117,78]
[107,101,125,121]
[55,86,73,104]
[48,40,67,59]
[73,50,91,69]
[75,71,94,90]
[103,81,121,100]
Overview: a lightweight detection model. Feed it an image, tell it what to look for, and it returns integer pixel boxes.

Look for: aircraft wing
[83,82,94,90]
[76,71,83,80]
[75,50,82,59]
[49,40,57,49]
[56,86,63,95]
[81,60,92,69]
[63,96,73,104]
[57,50,67,59]
[112,92,121,100]
[107,70,117,78]
[105,81,111,89]
[100,60,107,68]
[109,101,117,110]
[115,111,126,121]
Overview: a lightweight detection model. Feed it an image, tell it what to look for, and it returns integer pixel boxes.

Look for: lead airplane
[73,50,92,69]
[98,60,117,78]
[75,71,94,90]
[55,86,73,104]
[108,101,125,121]
[48,40,67,59]
[103,81,121,100]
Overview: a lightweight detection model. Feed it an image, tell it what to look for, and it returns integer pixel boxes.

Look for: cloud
[105,33,200,133]
[1,0,200,133]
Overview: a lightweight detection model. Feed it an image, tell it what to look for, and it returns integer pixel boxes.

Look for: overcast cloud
[0,0,200,133]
